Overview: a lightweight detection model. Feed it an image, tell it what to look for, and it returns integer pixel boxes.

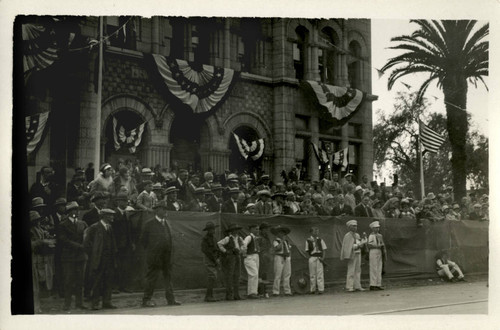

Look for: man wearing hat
[256,174,271,192]
[30,166,61,211]
[206,183,223,212]
[271,225,293,296]
[201,222,221,302]
[355,196,374,218]
[367,221,386,291]
[222,173,240,201]
[82,191,108,227]
[112,192,134,293]
[255,190,273,215]
[340,220,367,292]
[83,208,117,310]
[272,192,286,215]
[342,173,355,194]
[284,191,301,215]
[58,201,88,311]
[242,224,261,299]
[174,169,189,202]
[188,187,209,212]
[151,182,164,207]
[217,224,244,300]
[221,187,241,213]
[140,201,181,307]
[165,186,184,211]
[67,174,88,207]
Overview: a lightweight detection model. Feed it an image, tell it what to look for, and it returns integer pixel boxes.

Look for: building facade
[23,17,376,188]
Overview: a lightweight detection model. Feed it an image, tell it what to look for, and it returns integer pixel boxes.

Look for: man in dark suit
[83,209,117,310]
[332,195,354,216]
[112,192,135,293]
[174,169,189,203]
[58,201,88,311]
[140,201,181,307]
[49,198,67,298]
[188,187,208,212]
[165,186,184,211]
[221,187,241,213]
[82,192,108,227]
[354,196,374,217]
[206,183,223,212]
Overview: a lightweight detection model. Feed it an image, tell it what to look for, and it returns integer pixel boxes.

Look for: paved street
[97,280,487,315]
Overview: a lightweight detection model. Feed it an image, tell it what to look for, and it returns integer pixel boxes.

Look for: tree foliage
[374,91,488,197]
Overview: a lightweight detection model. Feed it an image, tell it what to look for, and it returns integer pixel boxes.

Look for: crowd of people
[28,161,484,312]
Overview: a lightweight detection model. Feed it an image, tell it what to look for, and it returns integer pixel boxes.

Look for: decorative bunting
[150,54,238,114]
[332,147,349,169]
[26,112,50,155]
[311,142,329,165]
[233,133,264,161]
[113,116,146,153]
[303,80,366,127]
[22,23,59,77]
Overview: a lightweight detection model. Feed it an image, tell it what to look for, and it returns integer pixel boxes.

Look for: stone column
[308,117,319,181]
[272,19,288,79]
[151,16,160,54]
[146,143,172,168]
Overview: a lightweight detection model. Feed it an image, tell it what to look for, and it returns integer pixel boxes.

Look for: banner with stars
[26,112,50,155]
[303,81,366,127]
[150,54,238,114]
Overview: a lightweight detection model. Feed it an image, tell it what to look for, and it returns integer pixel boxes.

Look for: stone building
[22,16,376,188]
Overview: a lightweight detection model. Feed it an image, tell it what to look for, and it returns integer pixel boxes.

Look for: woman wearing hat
[88,163,115,197]
[217,224,244,300]
[340,220,367,292]
[201,222,220,302]
[367,221,386,291]
[271,225,293,296]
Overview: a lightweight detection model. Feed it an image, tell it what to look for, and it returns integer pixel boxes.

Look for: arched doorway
[229,125,262,174]
[170,112,203,172]
[104,109,148,168]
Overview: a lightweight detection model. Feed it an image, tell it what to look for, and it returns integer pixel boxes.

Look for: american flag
[26,112,49,155]
[419,120,446,154]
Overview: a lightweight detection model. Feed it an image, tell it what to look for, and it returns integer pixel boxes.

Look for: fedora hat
[164,186,179,194]
[194,187,205,194]
[272,192,287,199]
[257,190,271,197]
[153,200,168,209]
[224,223,242,233]
[427,192,436,200]
[202,221,219,231]
[29,211,42,222]
[65,201,79,212]
[228,187,240,194]
[141,168,153,175]
[152,182,163,190]
[100,208,116,216]
[91,191,109,202]
[270,225,291,235]
[54,197,67,206]
[115,192,128,201]
[259,222,270,230]
[32,197,46,208]
[211,183,223,191]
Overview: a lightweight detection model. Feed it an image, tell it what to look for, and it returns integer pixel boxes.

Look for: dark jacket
[188,199,208,212]
[206,195,222,213]
[332,204,353,216]
[201,234,219,263]
[140,217,174,266]
[166,199,184,212]
[221,199,240,214]
[82,207,100,227]
[112,208,132,250]
[58,218,88,262]
[313,203,329,216]
[83,222,117,274]
[354,203,373,217]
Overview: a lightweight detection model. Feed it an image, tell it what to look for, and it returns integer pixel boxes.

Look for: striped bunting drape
[419,120,446,154]
[26,112,50,155]
[233,133,264,161]
[304,80,365,127]
[150,54,237,114]
[22,23,59,76]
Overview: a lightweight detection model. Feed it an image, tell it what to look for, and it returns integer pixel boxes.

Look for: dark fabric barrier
[76,211,489,291]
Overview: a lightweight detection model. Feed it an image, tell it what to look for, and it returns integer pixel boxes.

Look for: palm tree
[381,20,488,199]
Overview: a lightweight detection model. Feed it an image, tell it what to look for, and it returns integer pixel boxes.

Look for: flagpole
[418,135,425,199]
[94,16,103,178]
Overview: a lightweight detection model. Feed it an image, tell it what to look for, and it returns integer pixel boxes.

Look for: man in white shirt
[305,227,327,294]
[242,224,260,299]
[217,224,243,300]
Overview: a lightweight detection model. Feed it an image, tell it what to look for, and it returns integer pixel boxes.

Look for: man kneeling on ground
[436,251,466,282]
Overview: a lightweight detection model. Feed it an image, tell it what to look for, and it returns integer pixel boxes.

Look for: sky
[371,19,490,137]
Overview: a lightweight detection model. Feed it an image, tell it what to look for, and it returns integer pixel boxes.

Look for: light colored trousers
[369,249,382,287]
[273,255,291,294]
[346,252,362,290]
[308,256,324,292]
[244,254,260,295]
[437,262,464,279]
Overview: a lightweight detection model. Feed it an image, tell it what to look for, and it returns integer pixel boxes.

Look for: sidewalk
[39,273,488,314]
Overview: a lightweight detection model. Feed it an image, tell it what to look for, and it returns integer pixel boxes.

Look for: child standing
[305,227,327,294]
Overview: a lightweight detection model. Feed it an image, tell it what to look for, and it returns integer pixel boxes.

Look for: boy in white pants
[305,227,327,294]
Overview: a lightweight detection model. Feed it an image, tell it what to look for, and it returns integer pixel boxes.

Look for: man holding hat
[242,224,261,299]
[221,187,241,213]
[271,225,293,296]
[367,221,386,290]
[140,201,181,307]
[58,201,88,311]
[83,208,118,310]
[201,222,221,302]
[255,190,273,215]
[165,186,184,211]
[340,220,367,292]
[217,224,244,300]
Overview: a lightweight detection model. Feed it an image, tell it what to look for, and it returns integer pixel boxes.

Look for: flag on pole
[332,147,349,168]
[113,116,146,153]
[26,112,50,155]
[311,143,329,165]
[419,120,446,154]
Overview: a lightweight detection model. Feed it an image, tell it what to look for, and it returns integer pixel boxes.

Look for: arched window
[348,41,362,89]
[293,25,308,80]
[319,27,338,84]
